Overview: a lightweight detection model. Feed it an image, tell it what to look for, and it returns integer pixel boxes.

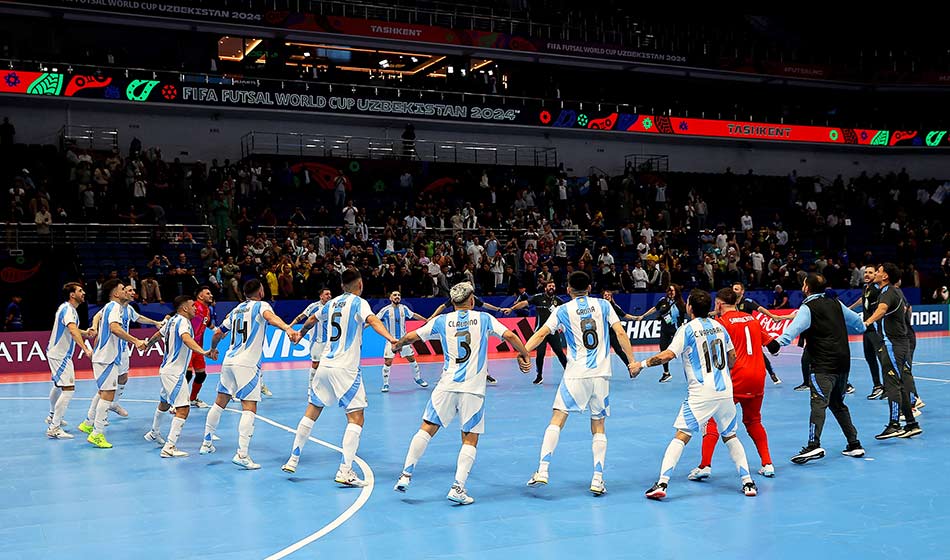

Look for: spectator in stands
[343,200,359,233]
[34,201,52,235]
[772,284,789,309]
[334,170,347,207]
[227,270,242,301]
[632,261,649,292]
[401,123,416,159]
[141,274,162,304]
[125,267,140,296]
[934,286,949,304]
[4,295,23,331]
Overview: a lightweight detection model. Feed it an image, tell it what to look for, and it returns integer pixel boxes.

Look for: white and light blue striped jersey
[159,314,194,376]
[667,317,735,400]
[47,303,79,360]
[219,300,274,368]
[301,301,329,350]
[92,301,129,365]
[542,295,620,379]
[377,303,414,339]
[320,293,375,371]
[121,305,142,357]
[415,310,507,396]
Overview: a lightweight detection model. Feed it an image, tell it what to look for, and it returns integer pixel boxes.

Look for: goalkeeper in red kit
[186,286,216,408]
[689,288,779,480]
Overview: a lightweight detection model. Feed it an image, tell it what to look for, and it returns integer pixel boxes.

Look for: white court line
[0,396,374,559]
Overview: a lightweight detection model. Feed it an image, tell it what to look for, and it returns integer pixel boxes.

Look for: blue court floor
[3,337,948,560]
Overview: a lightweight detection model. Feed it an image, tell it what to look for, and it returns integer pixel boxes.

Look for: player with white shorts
[290,288,333,385]
[377,291,430,392]
[281,269,398,488]
[391,282,531,505]
[632,288,758,500]
[143,295,217,458]
[45,282,95,439]
[524,272,638,495]
[204,279,301,469]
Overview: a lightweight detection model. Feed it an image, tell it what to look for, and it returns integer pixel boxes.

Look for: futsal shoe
[110,404,129,417]
[144,430,166,445]
[335,466,367,488]
[867,386,884,400]
[791,445,825,464]
[261,384,273,397]
[533,374,543,385]
[232,453,261,470]
[914,398,926,409]
[526,471,549,487]
[793,384,810,392]
[845,384,855,395]
[77,421,94,435]
[413,376,429,388]
[645,481,668,500]
[875,424,905,440]
[46,426,74,439]
[742,481,758,497]
[589,477,606,496]
[899,423,922,438]
[45,415,68,428]
[161,445,189,458]
[199,441,216,454]
[281,457,299,474]
[381,383,389,393]
[394,474,412,493]
[447,483,475,505]
[770,374,782,385]
[658,372,672,383]
[688,467,711,481]
[841,442,866,457]
[758,464,775,477]
[486,375,497,385]
[87,433,112,448]
[190,399,210,408]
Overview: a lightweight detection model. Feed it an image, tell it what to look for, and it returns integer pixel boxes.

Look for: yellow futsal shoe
[77,421,94,435]
[87,433,113,448]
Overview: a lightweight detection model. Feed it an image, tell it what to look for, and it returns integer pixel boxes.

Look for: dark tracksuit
[519,293,568,376]
[654,297,685,374]
[870,286,918,425]
[607,300,631,366]
[737,297,779,379]
[860,282,883,387]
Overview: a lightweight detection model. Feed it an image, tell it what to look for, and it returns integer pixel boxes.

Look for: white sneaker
[45,415,68,428]
[527,471,549,487]
[447,483,474,505]
[688,466,711,481]
[46,426,74,439]
[261,384,273,397]
[190,399,210,408]
[381,383,390,393]
[758,464,776,478]
[335,466,367,487]
[161,445,189,458]
[915,398,926,410]
[589,477,606,495]
[281,457,299,474]
[211,433,221,441]
[110,404,129,417]
[394,473,412,493]
[144,430,166,445]
[414,376,429,388]
[232,453,261,470]
[199,442,216,454]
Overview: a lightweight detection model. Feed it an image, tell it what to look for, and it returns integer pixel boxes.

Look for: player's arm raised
[426,303,447,321]
[263,308,301,343]
[410,312,428,322]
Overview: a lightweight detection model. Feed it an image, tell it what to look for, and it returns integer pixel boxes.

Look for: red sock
[190,381,202,401]
[699,418,719,468]
[745,421,772,466]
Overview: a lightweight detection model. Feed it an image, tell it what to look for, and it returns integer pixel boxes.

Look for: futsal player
[525,272,638,496]
[689,288,776,480]
[429,293,507,385]
[290,287,333,385]
[634,284,687,382]
[633,289,758,499]
[143,295,217,458]
[507,280,568,384]
[602,289,638,367]
[204,279,302,469]
[391,282,531,504]
[376,290,430,392]
[731,282,783,385]
[185,286,216,408]
[45,282,95,439]
[280,269,398,487]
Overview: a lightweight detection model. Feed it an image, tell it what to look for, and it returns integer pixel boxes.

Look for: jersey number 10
[701,338,726,372]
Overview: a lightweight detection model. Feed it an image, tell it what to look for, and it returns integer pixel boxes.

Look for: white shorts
[674,397,738,437]
[49,357,75,387]
[553,377,610,419]
[159,370,190,408]
[309,365,367,412]
[120,349,130,374]
[93,361,120,391]
[310,341,326,362]
[217,364,262,402]
[383,344,415,360]
[423,387,485,434]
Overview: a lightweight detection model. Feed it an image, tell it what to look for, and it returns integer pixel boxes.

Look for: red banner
[0,329,166,375]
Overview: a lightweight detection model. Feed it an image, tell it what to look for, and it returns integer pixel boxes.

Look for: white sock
[151,408,164,433]
[167,416,186,447]
[51,390,73,427]
[113,383,126,407]
[659,439,686,484]
[48,386,63,416]
[238,410,256,456]
[382,365,391,384]
[592,432,607,479]
[291,416,315,460]
[341,423,362,468]
[538,425,561,474]
[309,367,317,384]
[410,361,422,379]
[402,430,432,476]
[93,398,111,435]
[454,444,477,486]
[86,393,100,423]
[725,437,753,483]
[203,404,224,445]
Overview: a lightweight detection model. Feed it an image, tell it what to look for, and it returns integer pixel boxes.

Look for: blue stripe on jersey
[423,397,443,427]
[558,381,580,411]
[702,318,727,392]
[556,306,577,360]
[96,362,115,387]
[430,316,450,373]
[169,317,184,365]
[325,294,349,359]
[462,400,485,432]
[52,305,68,347]
[97,302,115,351]
[339,370,363,408]
[246,302,263,348]
[167,372,186,404]
[453,310,471,382]
[599,298,612,352]
[344,296,362,347]
[684,325,704,383]
[52,357,69,383]
[577,296,597,369]
[475,313,490,376]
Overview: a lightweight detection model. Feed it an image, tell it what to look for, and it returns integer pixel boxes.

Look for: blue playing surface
[2,336,947,559]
